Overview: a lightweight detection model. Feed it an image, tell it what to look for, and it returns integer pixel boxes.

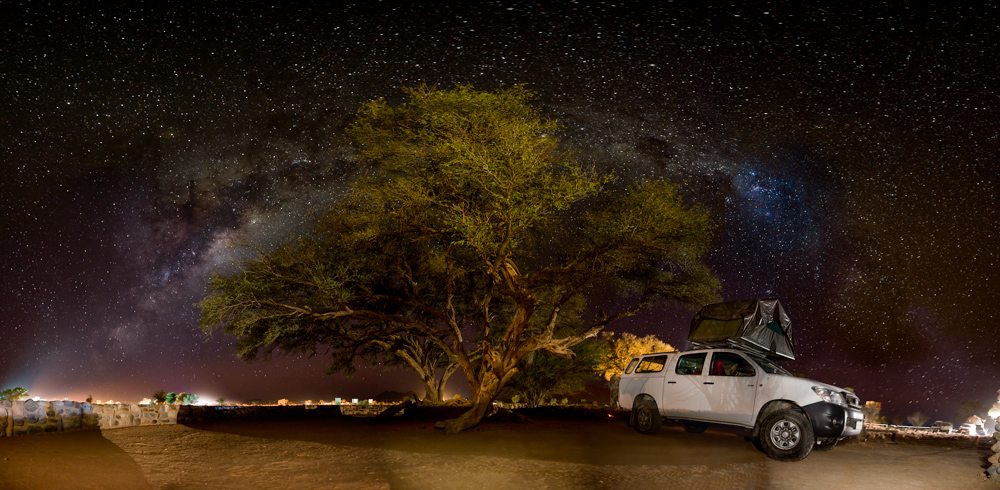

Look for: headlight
[812,387,844,406]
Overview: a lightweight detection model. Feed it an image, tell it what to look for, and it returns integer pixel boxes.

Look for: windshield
[749,355,791,375]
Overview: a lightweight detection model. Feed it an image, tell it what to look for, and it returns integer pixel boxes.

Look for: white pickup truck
[618,347,864,461]
[618,299,862,461]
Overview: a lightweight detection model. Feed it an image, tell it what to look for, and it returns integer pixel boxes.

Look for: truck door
[703,351,759,426]
[661,352,708,418]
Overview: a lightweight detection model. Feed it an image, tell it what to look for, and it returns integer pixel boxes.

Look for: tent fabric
[688,299,795,360]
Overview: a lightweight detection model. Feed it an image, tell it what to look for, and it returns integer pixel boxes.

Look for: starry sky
[2,2,998,422]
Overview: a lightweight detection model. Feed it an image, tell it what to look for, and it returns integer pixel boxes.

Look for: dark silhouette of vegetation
[907,411,929,427]
[955,399,988,423]
[199,85,719,432]
[504,338,605,407]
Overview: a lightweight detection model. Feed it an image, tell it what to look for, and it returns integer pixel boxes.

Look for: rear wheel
[759,408,815,461]
[632,398,662,435]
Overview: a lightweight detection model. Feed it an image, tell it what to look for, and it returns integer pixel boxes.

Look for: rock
[23,413,38,424]
[23,400,38,412]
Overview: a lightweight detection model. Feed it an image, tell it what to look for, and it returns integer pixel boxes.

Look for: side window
[675,353,706,375]
[709,352,757,377]
[624,357,640,374]
[634,355,668,373]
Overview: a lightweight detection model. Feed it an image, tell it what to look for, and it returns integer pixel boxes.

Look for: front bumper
[803,401,865,438]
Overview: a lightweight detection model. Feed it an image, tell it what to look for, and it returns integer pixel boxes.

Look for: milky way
[2,2,998,421]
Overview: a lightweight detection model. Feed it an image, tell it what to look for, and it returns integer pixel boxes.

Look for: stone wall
[0,400,179,437]
[0,399,391,438]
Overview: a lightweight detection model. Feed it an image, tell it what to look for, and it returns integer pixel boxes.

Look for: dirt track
[0,415,994,489]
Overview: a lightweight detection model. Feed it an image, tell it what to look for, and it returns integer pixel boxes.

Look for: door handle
[703,382,714,385]
[667,381,676,384]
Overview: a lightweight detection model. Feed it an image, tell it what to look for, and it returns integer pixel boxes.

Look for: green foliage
[164,392,177,404]
[216,397,226,406]
[0,387,29,401]
[86,395,93,404]
[173,392,199,405]
[505,338,604,407]
[153,390,167,404]
[198,85,720,432]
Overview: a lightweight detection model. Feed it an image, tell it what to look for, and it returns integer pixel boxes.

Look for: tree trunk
[439,366,506,433]
[607,375,621,408]
[422,377,442,404]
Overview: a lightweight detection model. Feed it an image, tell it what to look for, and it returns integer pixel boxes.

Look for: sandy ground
[0,414,995,490]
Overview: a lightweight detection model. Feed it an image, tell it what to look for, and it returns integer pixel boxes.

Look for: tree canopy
[199,85,720,432]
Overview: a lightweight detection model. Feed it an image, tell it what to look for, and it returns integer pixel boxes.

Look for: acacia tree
[199,85,719,432]
[598,332,675,407]
[907,411,929,427]
[0,387,29,401]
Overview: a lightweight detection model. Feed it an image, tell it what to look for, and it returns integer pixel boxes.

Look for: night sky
[2,2,998,422]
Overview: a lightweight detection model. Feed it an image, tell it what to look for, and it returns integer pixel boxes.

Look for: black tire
[632,398,662,435]
[813,438,838,452]
[683,421,708,433]
[758,409,815,461]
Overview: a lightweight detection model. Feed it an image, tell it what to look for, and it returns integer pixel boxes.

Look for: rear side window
[675,353,707,375]
[624,357,640,374]
[634,355,668,373]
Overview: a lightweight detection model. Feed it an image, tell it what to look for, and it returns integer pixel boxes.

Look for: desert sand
[0,412,994,490]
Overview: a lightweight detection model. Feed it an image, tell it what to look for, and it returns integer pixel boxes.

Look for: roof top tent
[688,299,795,360]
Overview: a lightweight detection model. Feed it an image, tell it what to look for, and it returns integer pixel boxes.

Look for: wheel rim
[769,418,801,449]
[637,408,651,430]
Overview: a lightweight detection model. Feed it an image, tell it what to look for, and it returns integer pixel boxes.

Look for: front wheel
[632,398,662,435]
[813,438,838,452]
[759,409,815,461]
